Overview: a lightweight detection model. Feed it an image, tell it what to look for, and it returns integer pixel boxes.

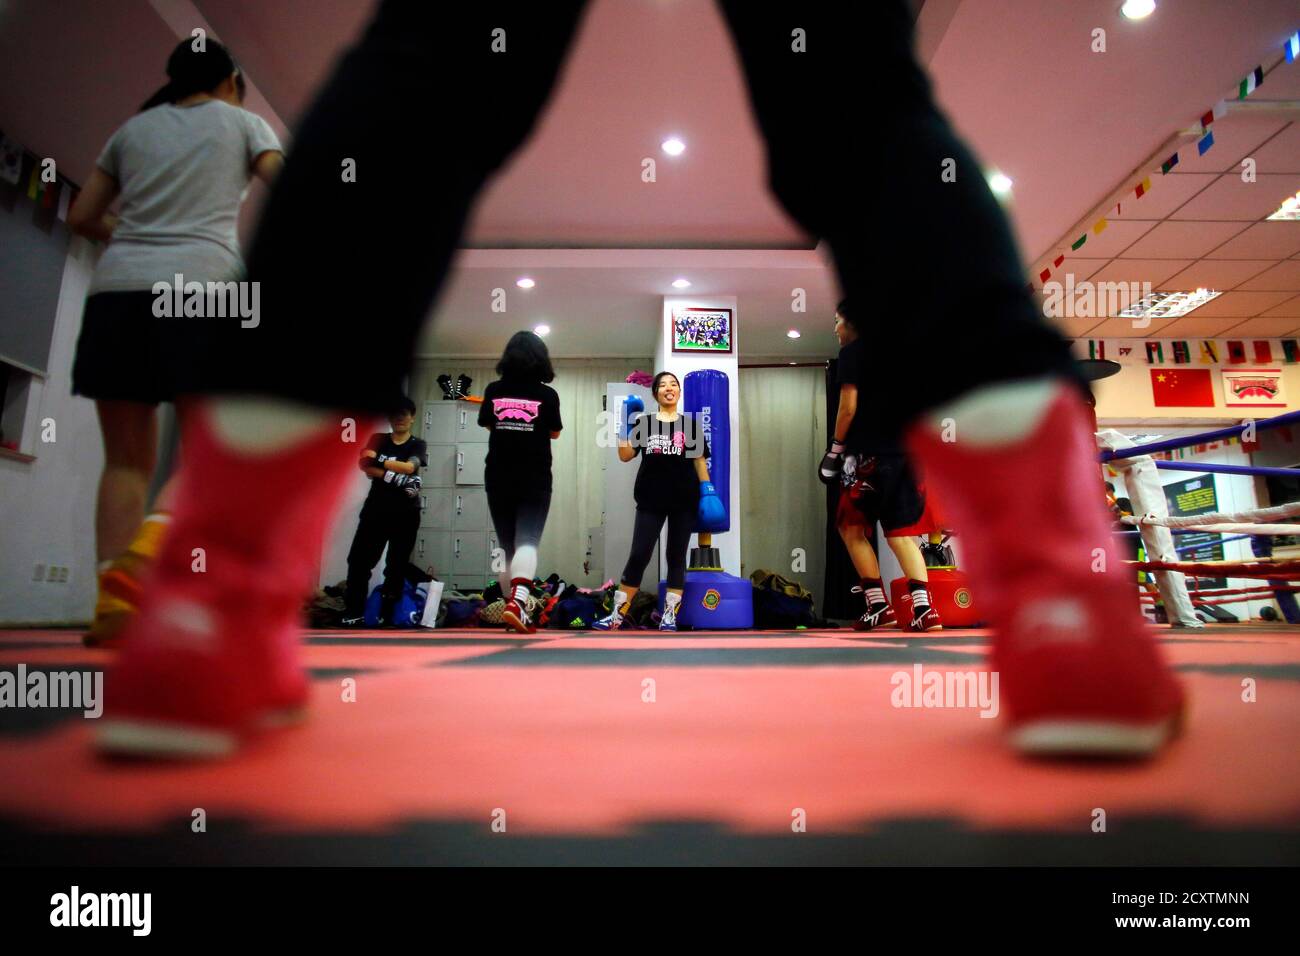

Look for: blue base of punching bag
[658,571,754,629]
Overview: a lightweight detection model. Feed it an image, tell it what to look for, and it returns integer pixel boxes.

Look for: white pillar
[655,296,742,577]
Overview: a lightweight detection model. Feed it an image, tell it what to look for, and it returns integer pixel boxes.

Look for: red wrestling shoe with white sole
[96,566,312,758]
[909,605,944,632]
[96,403,364,759]
[906,383,1184,757]
[501,599,536,634]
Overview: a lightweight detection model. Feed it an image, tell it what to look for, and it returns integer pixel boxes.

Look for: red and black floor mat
[1,625,1298,865]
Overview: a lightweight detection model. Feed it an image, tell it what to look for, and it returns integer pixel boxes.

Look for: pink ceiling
[0,0,180,183]
[928,0,1300,260]
[10,0,1297,250]
[187,0,367,127]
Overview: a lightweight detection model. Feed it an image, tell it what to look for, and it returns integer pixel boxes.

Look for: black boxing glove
[818,439,847,485]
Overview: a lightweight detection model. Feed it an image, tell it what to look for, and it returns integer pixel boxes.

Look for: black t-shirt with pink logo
[478,377,563,493]
[629,412,710,512]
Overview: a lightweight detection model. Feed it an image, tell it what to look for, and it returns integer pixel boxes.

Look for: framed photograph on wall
[671,307,733,354]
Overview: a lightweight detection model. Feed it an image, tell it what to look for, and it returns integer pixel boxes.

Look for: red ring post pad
[685,369,730,533]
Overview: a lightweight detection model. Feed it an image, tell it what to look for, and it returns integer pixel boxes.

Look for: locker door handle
[417,538,425,556]
[457,452,464,472]
[454,538,461,557]
[460,409,467,429]
[456,494,463,514]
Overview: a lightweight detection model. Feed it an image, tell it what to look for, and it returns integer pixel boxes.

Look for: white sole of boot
[96,720,237,760]
[1011,716,1181,757]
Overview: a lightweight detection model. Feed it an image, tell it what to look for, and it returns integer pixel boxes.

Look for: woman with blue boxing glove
[595,372,725,631]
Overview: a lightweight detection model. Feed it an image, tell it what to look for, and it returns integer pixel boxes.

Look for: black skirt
[71,291,176,404]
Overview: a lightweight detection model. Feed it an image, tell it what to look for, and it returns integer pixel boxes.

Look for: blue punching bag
[684,369,729,532]
[666,369,753,629]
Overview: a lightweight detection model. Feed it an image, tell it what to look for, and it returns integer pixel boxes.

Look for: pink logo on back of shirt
[673,431,685,449]
[493,397,541,422]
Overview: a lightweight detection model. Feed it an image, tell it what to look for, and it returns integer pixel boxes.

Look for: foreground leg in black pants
[716,3,1181,755]
[194,1,592,412]
[716,1,1080,428]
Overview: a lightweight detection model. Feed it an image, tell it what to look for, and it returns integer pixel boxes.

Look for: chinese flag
[1150,368,1215,407]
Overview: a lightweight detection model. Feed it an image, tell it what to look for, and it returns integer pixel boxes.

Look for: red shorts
[835,453,934,533]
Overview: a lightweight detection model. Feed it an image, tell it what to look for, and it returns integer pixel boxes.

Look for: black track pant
[622,507,695,592]
[344,500,419,617]
[193,0,1079,434]
[486,485,551,559]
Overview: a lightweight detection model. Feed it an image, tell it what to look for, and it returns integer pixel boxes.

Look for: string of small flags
[0,129,80,222]
[1075,338,1300,366]
[1150,436,1241,462]
[1031,29,1298,292]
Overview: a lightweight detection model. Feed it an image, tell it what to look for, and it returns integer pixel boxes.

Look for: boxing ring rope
[1125,521,1300,535]
[1115,529,1255,555]
[1129,557,1300,579]
[1097,409,1300,626]
[1099,409,1300,462]
[1151,460,1300,480]
[1175,534,1251,554]
[1121,501,1300,527]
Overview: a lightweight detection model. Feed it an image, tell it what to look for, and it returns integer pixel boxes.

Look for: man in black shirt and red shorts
[821,301,941,632]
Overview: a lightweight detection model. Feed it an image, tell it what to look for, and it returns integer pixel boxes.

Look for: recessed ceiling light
[1118,288,1220,321]
[988,172,1013,194]
[534,324,550,336]
[1120,0,1156,20]
[1267,190,1300,220]
[516,277,535,289]
[672,278,691,289]
[787,329,801,339]
[662,137,685,156]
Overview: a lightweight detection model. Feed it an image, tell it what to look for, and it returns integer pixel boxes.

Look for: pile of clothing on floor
[305,569,834,630]
[430,575,644,630]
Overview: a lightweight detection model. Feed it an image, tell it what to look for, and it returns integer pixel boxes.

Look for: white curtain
[411,357,653,588]
[738,366,827,597]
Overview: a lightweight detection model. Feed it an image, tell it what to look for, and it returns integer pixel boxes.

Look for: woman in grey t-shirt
[67,38,283,647]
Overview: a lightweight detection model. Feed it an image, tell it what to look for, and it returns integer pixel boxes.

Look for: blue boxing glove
[620,395,645,441]
[697,480,727,531]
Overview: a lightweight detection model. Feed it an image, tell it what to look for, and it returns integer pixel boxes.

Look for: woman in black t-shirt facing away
[595,372,725,631]
[477,331,563,633]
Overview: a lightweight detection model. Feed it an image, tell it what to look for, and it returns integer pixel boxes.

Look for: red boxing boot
[97,403,370,759]
[906,383,1184,757]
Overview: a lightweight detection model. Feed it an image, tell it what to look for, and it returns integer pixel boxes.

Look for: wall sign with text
[1222,368,1286,408]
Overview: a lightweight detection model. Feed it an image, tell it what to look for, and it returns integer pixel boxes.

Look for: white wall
[655,296,742,576]
[1093,361,1300,421]
[0,238,102,625]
